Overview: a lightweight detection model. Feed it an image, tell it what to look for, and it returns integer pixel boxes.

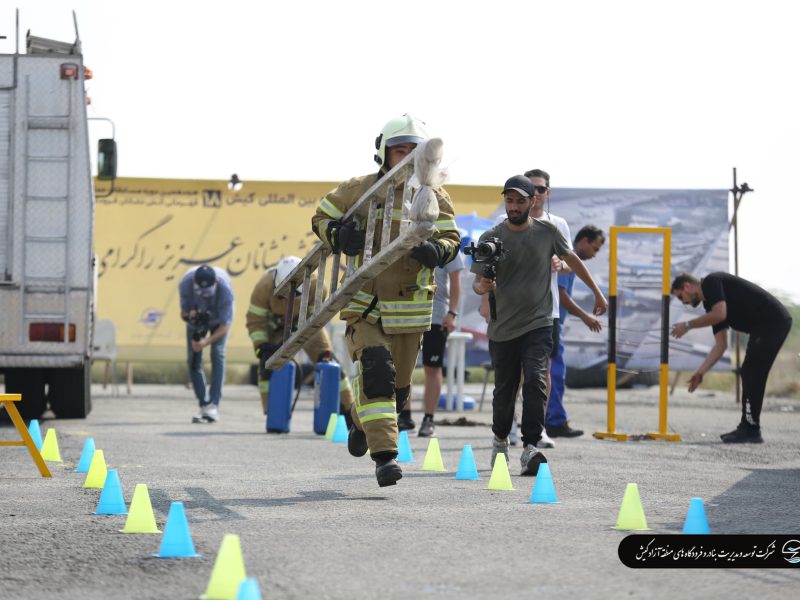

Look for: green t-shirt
[471,218,571,342]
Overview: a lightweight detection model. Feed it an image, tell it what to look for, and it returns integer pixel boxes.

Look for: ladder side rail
[17,75,30,344]
[62,75,74,342]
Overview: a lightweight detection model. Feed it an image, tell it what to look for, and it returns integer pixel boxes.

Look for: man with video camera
[471,175,607,476]
[179,264,235,423]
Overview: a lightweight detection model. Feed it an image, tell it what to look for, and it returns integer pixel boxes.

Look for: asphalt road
[1,382,799,599]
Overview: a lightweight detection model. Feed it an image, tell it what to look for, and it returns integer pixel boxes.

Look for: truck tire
[1,368,47,421]
[47,364,91,419]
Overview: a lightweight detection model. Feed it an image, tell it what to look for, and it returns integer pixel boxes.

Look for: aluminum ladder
[263,138,446,371]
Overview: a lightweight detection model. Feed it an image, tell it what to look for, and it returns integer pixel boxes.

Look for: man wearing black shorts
[405,252,465,437]
[671,272,792,443]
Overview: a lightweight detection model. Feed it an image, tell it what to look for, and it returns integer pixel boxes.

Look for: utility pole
[728,167,753,405]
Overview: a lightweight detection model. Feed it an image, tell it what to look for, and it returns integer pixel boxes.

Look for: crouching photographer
[471,175,607,477]
[179,264,235,423]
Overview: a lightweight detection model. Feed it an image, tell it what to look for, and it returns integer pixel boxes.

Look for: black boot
[372,452,402,487]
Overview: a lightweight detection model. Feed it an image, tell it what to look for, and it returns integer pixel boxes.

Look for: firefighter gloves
[329,220,365,256]
[410,240,445,269]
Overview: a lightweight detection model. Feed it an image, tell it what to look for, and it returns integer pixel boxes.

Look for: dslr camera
[464,237,506,321]
[189,310,212,342]
[464,238,504,278]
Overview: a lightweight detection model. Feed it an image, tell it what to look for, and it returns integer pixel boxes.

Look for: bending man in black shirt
[670,272,792,443]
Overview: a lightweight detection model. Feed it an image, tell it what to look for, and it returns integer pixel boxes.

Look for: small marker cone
[154,502,200,558]
[455,445,479,480]
[324,413,338,440]
[40,428,62,462]
[121,484,161,533]
[682,497,711,534]
[421,437,446,472]
[331,415,348,443]
[75,437,96,473]
[397,430,414,463]
[487,453,514,490]
[529,463,559,504]
[83,449,108,488]
[96,469,127,515]
[200,534,247,600]
[615,483,650,530]
[27,419,44,450]
[236,578,263,600]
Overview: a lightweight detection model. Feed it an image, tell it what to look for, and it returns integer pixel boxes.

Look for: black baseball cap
[502,175,534,198]
[193,265,217,288]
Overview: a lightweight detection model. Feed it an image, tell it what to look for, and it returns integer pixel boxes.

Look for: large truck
[0,15,116,419]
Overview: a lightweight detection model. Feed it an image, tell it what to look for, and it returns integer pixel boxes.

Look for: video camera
[464,237,506,322]
[189,311,212,342]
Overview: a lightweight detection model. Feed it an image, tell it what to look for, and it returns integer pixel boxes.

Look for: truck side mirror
[97,138,117,181]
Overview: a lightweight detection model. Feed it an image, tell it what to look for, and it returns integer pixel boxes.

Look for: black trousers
[489,326,553,447]
[740,316,792,427]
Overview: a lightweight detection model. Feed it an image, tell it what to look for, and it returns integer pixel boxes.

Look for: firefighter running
[245,256,354,428]
[311,114,461,486]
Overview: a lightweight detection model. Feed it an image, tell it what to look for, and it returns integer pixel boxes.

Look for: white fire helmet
[374,113,429,166]
[274,256,303,295]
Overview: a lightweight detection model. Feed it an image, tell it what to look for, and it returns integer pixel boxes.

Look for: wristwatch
[447,310,458,317]
[684,321,691,329]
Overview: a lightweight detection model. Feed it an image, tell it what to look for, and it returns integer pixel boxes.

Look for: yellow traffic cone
[83,449,108,489]
[421,438,446,472]
[324,413,338,440]
[487,453,514,490]
[121,484,161,533]
[40,428,63,462]
[615,483,650,530]
[200,534,247,600]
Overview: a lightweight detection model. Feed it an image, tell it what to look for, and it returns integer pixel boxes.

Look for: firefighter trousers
[345,319,422,456]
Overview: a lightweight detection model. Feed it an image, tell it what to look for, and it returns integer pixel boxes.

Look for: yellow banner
[94,177,498,362]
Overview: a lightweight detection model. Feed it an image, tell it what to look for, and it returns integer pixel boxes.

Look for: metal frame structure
[594,226,681,442]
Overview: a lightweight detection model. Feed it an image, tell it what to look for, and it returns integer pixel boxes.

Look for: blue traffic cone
[331,415,348,443]
[28,419,44,451]
[529,463,559,504]
[236,578,264,600]
[96,469,127,515]
[397,431,414,463]
[75,437,96,473]
[682,497,711,534]
[455,444,479,480]
[154,502,200,558]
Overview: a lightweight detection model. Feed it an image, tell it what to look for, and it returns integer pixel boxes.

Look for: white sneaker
[192,403,218,423]
[490,436,510,469]
[537,429,555,449]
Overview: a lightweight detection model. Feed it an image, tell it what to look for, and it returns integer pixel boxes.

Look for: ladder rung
[25,236,67,243]
[24,312,68,320]
[28,116,70,129]
[27,155,69,163]
[26,195,68,202]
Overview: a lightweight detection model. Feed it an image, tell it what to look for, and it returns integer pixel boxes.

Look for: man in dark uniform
[671,272,792,443]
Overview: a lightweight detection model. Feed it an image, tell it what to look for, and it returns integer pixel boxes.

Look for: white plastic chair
[92,319,120,396]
